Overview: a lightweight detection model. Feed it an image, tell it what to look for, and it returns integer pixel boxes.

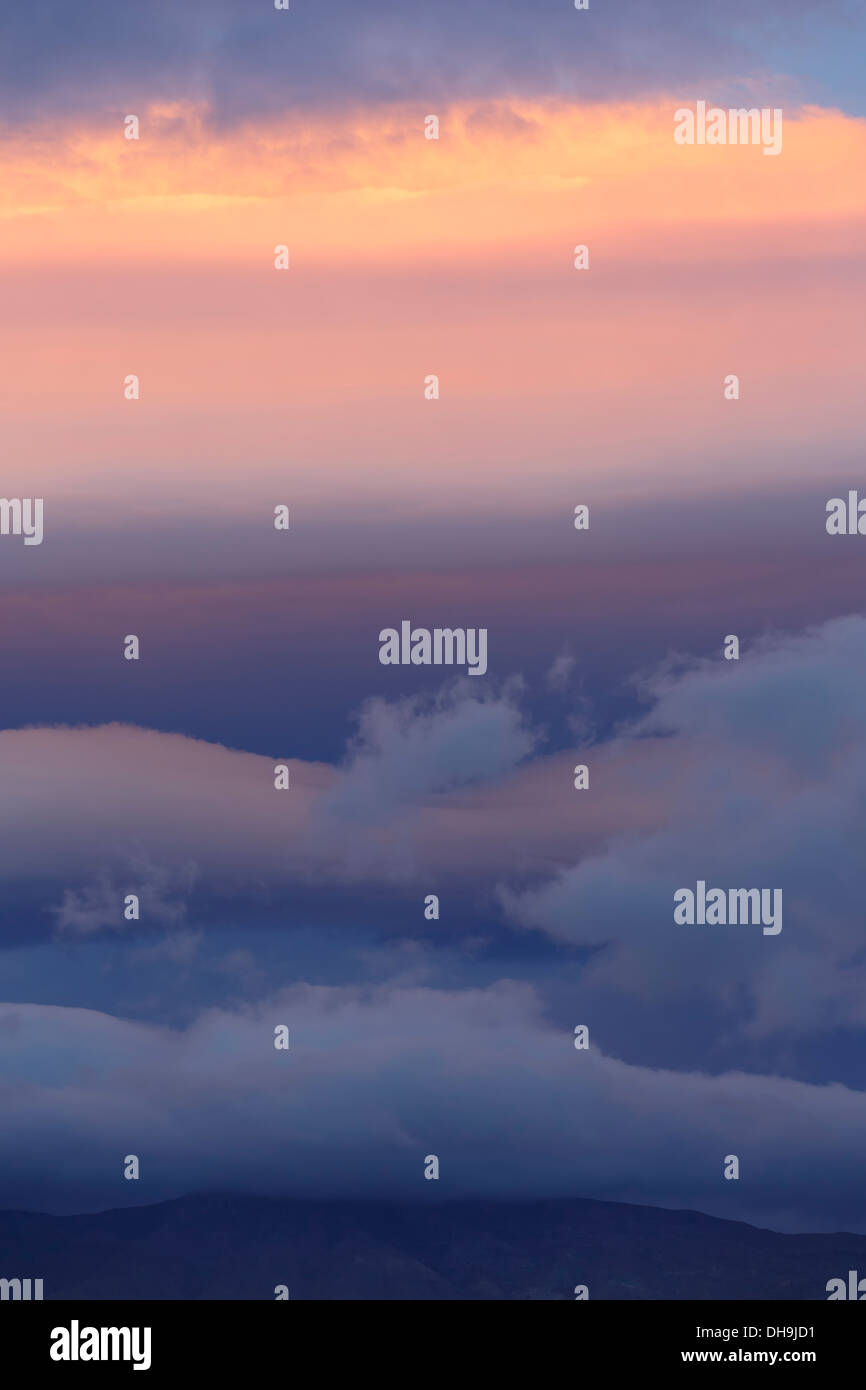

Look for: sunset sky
[1,0,865,1237]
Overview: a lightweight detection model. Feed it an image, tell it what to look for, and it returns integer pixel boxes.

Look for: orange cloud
[1,98,862,519]
[1,99,864,266]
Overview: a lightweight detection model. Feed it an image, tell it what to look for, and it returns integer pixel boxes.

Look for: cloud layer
[4,617,866,1058]
[3,0,863,122]
[2,979,865,1230]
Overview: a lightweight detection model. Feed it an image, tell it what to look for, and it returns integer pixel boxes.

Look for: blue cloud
[1,0,863,123]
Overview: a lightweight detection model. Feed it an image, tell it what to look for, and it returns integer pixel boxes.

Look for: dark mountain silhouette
[0,1193,862,1299]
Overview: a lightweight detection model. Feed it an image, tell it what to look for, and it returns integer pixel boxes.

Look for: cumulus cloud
[3,617,866,1226]
[321,680,539,820]
[0,685,546,905]
[4,615,866,1056]
[503,615,866,1038]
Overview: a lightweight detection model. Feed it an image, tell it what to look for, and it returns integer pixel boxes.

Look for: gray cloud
[2,616,866,1225]
[0,980,864,1230]
[1,0,861,124]
[503,615,866,1039]
[321,680,539,822]
[2,615,866,1077]
[53,857,197,935]
[545,646,577,692]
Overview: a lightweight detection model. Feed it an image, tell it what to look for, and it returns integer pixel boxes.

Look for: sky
[1,0,865,1234]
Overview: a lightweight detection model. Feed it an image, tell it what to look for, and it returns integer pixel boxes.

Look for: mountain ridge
[1,1192,862,1300]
